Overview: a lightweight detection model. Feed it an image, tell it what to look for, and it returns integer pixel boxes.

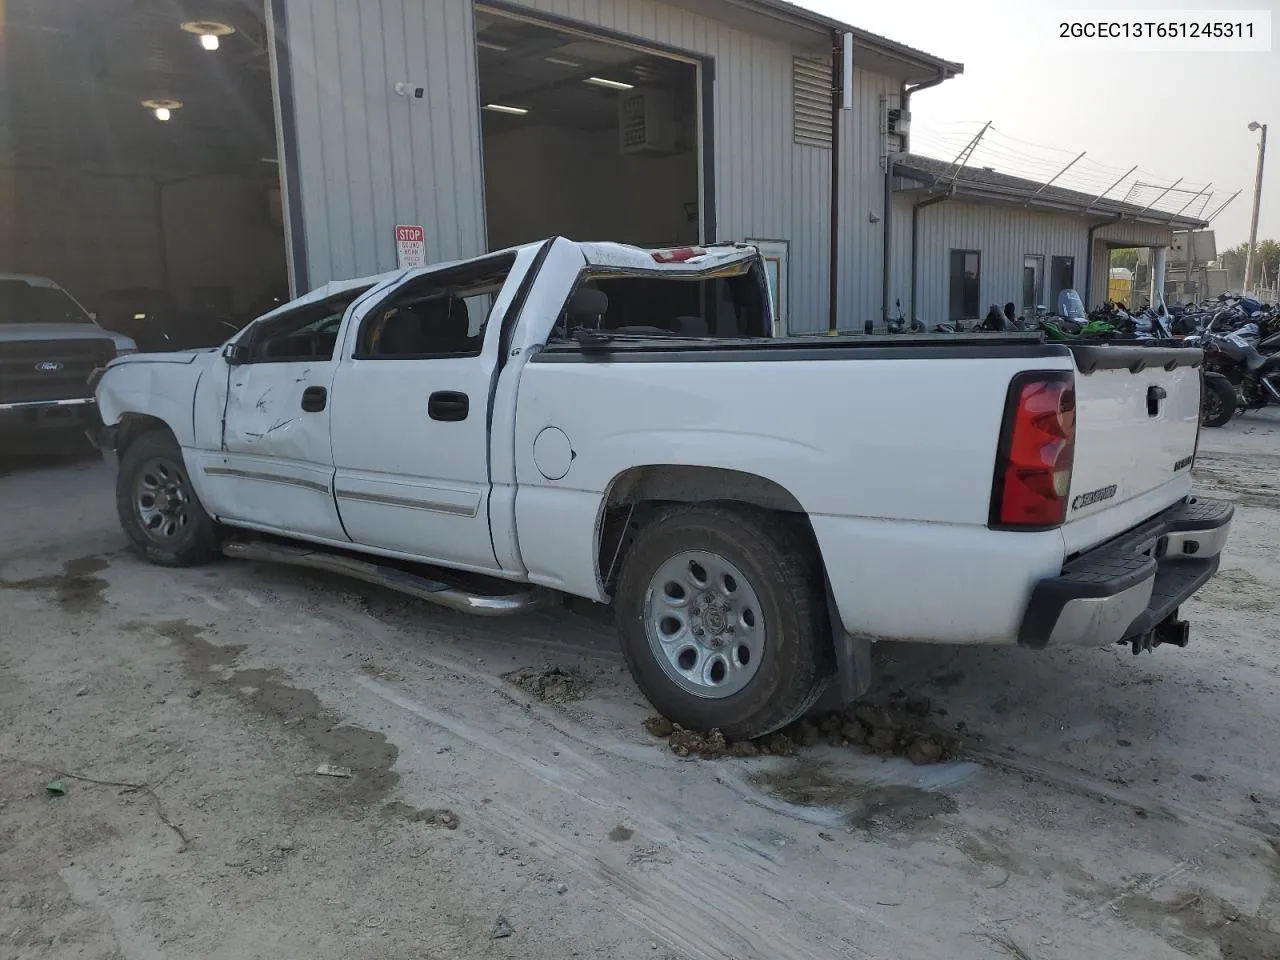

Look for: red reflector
[991,373,1076,528]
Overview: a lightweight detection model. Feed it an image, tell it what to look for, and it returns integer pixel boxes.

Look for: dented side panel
[96,354,211,446]
[201,359,348,541]
[223,363,328,460]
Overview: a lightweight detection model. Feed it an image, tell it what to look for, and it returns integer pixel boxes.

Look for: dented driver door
[194,291,372,542]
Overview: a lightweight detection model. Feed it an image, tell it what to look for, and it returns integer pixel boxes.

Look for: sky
[795,0,1278,252]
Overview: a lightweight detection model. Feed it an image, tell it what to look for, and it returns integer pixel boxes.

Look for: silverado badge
[1071,484,1118,511]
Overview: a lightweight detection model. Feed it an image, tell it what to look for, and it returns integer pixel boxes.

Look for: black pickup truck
[0,274,135,450]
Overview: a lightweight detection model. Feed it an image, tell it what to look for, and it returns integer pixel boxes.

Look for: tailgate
[1061,344,1202,554]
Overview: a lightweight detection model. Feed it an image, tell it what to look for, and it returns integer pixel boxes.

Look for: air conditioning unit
[619,90,678,156]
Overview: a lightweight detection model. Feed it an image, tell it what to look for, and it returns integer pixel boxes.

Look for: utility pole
[1243,121,1268,294]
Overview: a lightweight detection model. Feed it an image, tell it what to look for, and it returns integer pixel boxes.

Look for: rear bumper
[1018,496,1234,649]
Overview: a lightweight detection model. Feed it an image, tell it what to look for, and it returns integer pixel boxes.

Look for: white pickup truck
[95,238,1233,738]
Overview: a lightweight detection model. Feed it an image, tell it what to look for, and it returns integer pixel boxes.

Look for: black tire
[1201,373,1236,428]
[614,504,829,739]
[116,429,220,566]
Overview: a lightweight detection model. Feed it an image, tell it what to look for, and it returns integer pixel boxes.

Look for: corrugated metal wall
[276,0,898,332]
[277,0,488,284]
[1090,238,1111,306]
[835,68,897,331]
[890,197,1097,324]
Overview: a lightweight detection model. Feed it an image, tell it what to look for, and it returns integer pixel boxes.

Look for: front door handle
[301,386,327,412]
[428,391,469,421]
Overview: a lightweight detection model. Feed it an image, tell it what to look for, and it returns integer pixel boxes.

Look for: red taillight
[990,372,1076,529]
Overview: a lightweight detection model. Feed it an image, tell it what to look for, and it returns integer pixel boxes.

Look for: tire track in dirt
[354,673,960,960]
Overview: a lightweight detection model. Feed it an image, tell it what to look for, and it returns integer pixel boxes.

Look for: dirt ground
[2,413,1280,960]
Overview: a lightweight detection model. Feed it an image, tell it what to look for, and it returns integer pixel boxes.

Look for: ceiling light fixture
[483,103,529,116]
[476,40,509,52]
[584,76,635,90]
[543,55,582,67]
[181,20,236,51]
[141,98,183,121]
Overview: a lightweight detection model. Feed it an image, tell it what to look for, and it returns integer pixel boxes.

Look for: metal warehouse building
[271,0,961,334]
[0,0,1202,339]
[888,155,1209,327]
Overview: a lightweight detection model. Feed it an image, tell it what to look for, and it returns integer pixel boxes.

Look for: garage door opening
[0,0,288,351]
[475,10,704,251]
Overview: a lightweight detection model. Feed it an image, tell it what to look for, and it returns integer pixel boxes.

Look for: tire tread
[115,430,220,567]
[614,503,829,739]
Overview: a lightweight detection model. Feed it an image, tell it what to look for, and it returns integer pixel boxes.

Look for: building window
[1023,255,1044,315]
[949,250,981,321]
[793,56,833,148]
[1050,256,1076,311]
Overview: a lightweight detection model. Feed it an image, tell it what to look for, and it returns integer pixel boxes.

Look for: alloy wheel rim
[642,550,765,699]
[134,457,192,543]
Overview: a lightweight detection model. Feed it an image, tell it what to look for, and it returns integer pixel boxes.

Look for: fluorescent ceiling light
[543,55,581,67]
[484,103,528,115]
[584,76,635,90]
[477,40,508,51]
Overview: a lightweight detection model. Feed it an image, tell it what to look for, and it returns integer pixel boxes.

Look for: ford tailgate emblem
[34,361,64,373]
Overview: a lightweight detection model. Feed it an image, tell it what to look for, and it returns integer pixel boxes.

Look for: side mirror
[222,342,248,366]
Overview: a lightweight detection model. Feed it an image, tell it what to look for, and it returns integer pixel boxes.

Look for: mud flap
[825,580,872,706]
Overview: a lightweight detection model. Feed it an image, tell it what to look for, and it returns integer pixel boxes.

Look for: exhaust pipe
[1262,376,1280,403]
[221,539,553,616]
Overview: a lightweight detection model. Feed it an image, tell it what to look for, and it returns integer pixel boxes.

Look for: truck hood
[0,322,137,355]
[106,348,215,368]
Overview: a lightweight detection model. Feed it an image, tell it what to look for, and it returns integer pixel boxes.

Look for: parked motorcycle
[1197,324,1280,427]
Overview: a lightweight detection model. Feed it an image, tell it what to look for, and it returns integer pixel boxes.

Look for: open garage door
[475,9,704,251]
[0,0,288,352]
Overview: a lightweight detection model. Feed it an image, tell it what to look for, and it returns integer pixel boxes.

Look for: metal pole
[828,31,844,335]
[931,121,990,191]
[1084,164,1138,213]
[1025,151,1086,206]
[1135,177,1184,215]
[1168,183,1212,223]
[1204,189,1242,224]
[1244,123,1268,294]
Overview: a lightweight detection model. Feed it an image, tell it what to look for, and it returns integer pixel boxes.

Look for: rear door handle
[428,391,469,421]
[301,386,327,412]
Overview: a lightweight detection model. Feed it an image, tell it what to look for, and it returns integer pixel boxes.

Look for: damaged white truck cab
[97,237,1233,738]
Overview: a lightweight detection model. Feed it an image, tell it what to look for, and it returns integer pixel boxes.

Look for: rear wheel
[116,430,220,566]
[1201,373,1236,428]
[614,505,829,739]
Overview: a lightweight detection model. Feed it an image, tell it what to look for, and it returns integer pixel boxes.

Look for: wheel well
[595,466,821,594]
[114,414,174,458]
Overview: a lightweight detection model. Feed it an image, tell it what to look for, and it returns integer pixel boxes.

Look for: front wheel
[613,505,829,739]
[116,430,221,566]
[1201,373,1237,428]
